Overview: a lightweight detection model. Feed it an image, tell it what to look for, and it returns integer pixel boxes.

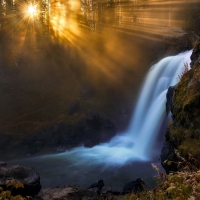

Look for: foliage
[0,180,32,200]
[170,61,200,161]
[121,163,200,200]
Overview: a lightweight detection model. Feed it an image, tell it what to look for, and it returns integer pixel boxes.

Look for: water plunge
[11,50,192,189]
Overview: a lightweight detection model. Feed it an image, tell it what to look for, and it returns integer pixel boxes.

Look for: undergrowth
[0,180,32,200]
[122,162,200,200]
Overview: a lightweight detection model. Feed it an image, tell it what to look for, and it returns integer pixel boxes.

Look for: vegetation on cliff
[122,165,200,200]
[169,41,200,161]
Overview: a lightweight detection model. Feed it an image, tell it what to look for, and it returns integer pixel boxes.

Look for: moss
[179,139,200,160]
[169,61,200,162]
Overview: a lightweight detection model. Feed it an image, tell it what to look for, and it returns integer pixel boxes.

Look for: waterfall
[11,50,192,188]
[128,50,192,158]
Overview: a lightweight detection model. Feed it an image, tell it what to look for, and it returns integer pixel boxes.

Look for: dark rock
[122,178,146,195]
[190,38,200,67]
[0,162,41,196]
[68,102,80,115]
[40,185,97,200]
[88,179,104,195]
[84,113,116,147]
[160,141,179,174]
[17,113,116,156]
[160,130,186,174]
[86,112,101,129]
[80,85,95,100]
[166,85,176,114]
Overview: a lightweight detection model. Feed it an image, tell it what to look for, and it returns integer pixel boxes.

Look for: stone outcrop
[0,161,41,197]
[161,38,200,173]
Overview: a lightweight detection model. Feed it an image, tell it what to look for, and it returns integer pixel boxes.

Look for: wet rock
[88,179,104,195]
[121,178,147,195]
[0,162,41,196]
[166,85,176,114]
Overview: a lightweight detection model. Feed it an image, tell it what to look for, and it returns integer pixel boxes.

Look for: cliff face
[161,39,200,173]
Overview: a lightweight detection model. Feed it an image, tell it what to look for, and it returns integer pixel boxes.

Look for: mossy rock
[169,50,200,163]
[178,139,200,160]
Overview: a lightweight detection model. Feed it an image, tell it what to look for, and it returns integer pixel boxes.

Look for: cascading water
[10,50,192,188]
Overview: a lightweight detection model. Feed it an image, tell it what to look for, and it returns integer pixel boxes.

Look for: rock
[84,113,116,147]
[85,112,101,129]
[18,113,116,156]
[190,38,200,67]
[38,184,122,200]
[0,162,41,196]
[166,85,176,114]
[161,37,200,173]
[68,102,80,115]
[40,185,97,200]
[121,178,146,195]
[160,129,186,174]
[88,179,104,195]
[160,141,179,174]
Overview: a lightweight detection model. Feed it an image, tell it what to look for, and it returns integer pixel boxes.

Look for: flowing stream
[10,50,192,190]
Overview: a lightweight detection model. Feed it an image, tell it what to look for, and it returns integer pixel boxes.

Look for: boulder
[160,140,179,174]
[88,179,104,195]
[39,185,97,200]
[0,161,41,196]
[121,178,147,195]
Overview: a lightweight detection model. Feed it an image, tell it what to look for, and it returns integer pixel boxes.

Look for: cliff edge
[161,38,200,173]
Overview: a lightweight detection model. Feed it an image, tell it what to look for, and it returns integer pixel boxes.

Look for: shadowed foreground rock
[122,178,147,195]
[39,185,96,200]
[0,161,41,196]
[36,185,122,200]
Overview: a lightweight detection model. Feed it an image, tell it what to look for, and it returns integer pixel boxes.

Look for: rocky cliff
[161,38,200,173]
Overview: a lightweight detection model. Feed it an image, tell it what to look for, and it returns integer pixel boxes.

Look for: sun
[27,4,38,18]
